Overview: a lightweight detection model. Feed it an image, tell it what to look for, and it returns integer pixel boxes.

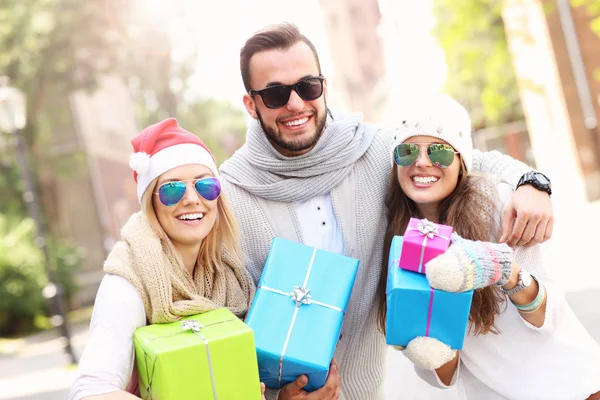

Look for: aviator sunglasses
[393,143,459,169]
[248,75,325,109]
[154,177,221,207]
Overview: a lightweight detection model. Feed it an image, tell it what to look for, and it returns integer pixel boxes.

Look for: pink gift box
[398,218,453,274]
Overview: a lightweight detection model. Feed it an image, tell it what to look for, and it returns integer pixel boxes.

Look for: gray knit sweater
[221,122,530,399]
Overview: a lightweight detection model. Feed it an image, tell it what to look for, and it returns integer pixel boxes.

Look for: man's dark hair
[240,23,322,92]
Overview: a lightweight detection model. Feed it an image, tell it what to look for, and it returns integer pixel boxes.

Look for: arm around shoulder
[472,149,532,188]
[70,275,146,400]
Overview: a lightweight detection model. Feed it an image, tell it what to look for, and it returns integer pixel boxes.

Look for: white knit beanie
[391,95,473,172]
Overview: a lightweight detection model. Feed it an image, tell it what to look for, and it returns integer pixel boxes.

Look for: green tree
[571,0,600,81]
[0,0,117,144]
[432,0,524,129]
[0,214,82,335]
[178,99,248,164]
[0,1,197,210]
[572,0,600,36]
[0,0,200,330]
[0,0,118,219]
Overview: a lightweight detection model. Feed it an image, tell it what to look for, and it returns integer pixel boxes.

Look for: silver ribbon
[180,320,203,332]
[143,317,237,399]
[291,286,312,306]
[183,322,218,399]
[416,218,440,239]
[407,218,450,273]
[258,248,343,388]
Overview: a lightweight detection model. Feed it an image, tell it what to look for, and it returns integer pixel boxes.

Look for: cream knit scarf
[103,212,255,324]
[219,110,377,202]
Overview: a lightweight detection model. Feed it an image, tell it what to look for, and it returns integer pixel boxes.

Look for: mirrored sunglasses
[155,177,221,207]
[393,143,459,169]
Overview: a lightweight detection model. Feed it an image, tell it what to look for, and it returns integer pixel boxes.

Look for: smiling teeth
[283,117,308,126]
[177,213,204,220]
[413,176,438,184]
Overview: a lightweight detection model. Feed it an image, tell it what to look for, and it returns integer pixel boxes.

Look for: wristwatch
[501,268,534,296]
[516,171,552,196]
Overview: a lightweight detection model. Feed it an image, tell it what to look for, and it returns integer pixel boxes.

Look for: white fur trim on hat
[134,143,218,202]
[129,152,151,176]
[391,95,473,172]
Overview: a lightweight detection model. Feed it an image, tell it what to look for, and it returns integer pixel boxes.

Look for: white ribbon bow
[290,286,313,307]
[180,320,203,332]
[417,218,440,239]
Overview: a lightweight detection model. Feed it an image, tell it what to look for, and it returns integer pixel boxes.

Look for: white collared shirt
[294,193,344,255]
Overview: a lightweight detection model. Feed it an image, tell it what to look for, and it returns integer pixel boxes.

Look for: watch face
[521,270,533,286]
[535,173,549,185]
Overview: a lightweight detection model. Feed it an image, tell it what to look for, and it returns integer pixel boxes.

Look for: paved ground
[1,202,599,400]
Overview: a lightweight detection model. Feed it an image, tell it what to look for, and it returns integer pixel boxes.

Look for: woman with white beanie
[70,119,263,399]
[377,95,600,400]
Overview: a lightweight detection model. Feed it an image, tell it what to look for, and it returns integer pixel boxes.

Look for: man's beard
[256,105,327,154]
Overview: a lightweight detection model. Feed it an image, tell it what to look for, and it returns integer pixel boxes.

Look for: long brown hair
[141,177,244,274]
[376,162,506,336]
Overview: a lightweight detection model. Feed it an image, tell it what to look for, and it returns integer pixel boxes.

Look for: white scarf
[219,110,378,202]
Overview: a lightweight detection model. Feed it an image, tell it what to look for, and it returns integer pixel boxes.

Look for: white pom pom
[129,152,151,176]
[405,336,456,370]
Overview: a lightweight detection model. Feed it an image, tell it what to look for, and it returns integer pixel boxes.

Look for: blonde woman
[70,119,261,399]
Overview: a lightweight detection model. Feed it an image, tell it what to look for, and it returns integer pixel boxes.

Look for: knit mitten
[402,337,457,370]
[425,234,514,292]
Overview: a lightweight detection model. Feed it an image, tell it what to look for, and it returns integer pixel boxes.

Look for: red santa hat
[129,118,218,202]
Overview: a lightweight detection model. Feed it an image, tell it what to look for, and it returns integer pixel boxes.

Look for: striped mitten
[425,234,514,292]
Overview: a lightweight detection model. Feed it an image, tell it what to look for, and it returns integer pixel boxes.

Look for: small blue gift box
[245,237,359,391]
[386,236,473,350]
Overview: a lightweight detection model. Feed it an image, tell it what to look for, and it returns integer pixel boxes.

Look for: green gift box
[133,308,262,400]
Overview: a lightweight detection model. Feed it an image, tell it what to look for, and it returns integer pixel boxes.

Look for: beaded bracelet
[512,282,546,313]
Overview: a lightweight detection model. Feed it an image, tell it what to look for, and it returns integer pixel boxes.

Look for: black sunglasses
[249,75,325,109]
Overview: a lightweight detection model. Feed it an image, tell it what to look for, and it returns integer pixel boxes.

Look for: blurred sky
[123,0,446,115]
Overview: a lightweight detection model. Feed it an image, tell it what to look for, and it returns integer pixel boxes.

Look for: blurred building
[42,76,139,305]
[503,0,600,204]
[319,0,388,122]
[473,121,538,168]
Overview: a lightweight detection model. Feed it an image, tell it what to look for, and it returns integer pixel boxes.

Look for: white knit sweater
[222,124,532,399]
[414,180,600,400]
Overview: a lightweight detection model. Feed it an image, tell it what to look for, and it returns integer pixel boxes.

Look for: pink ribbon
[425,287,435,337]
[392,257,435,337]
[407,219,450,273]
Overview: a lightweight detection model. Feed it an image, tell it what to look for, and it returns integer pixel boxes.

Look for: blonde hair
[140,177,244,273]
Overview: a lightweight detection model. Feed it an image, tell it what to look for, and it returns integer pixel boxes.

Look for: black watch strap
[516,171,552,196]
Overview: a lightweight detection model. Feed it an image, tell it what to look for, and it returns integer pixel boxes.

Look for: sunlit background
[1,0,599,399]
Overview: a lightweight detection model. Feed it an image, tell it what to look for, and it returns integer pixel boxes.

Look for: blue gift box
[245,237,359,391]
[386,236,473,350]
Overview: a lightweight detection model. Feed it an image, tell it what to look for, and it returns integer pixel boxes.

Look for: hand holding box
[246,238,359,392]
[387,236,473,350]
